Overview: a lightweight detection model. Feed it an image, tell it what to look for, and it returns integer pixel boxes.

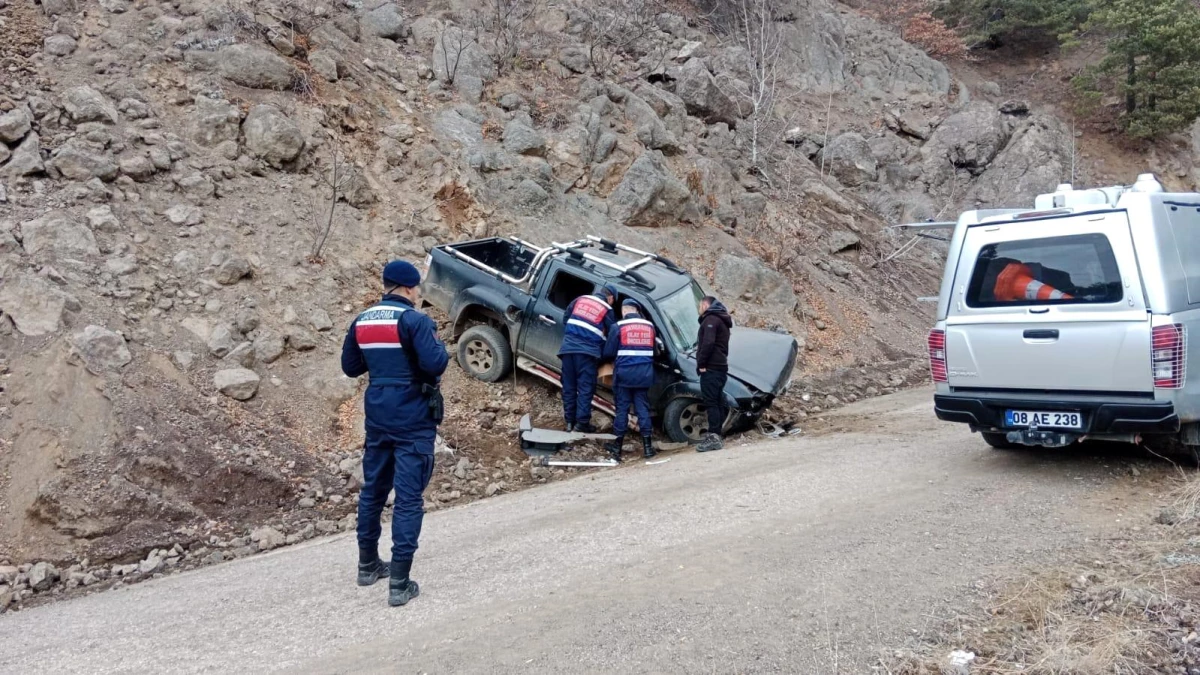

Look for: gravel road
[0,389,1167,674]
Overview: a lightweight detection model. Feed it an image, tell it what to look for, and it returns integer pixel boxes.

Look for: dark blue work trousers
[613,385,652,439]
[560,353,599,427]
[357,433,435,562]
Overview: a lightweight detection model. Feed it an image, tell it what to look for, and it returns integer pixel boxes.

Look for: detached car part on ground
[422,235,798,443]
[919,174,1200,455]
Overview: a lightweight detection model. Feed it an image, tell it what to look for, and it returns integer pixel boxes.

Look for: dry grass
[891,475,1200,675]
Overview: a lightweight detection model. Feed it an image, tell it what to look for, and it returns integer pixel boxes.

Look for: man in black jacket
[696,296,732,452]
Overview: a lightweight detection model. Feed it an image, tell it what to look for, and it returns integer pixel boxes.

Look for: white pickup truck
[926,174,1200,453]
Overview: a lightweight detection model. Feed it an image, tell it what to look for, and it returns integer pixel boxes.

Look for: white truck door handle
[539,315,556,325]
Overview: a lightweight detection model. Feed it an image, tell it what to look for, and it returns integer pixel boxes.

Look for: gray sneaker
[696,433,723,453]
[389,579,420,607]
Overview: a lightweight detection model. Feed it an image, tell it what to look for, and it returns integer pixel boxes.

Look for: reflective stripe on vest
[355,304,407,350]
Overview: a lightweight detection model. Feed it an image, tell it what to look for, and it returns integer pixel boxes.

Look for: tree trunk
[1126,53,1137,115]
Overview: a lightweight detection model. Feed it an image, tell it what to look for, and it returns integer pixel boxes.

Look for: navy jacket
[558,294,615,358]
[341,295,449,442]
[603,313,656,389]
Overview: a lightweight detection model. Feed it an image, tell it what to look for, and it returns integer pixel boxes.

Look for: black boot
[388,559,420,607]
[575,421,597,434]
[357,549,389,587]
[604,436,623,462]
[642,436,657,459]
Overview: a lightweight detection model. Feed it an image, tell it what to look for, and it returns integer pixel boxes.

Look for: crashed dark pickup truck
[422,235,798,443]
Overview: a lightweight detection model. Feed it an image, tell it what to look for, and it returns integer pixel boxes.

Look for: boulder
[165,204,204,226]
[251,526,286,551]
[207,323,238,357]
[826,230,861,254]
[0,275,69,336]
[498,93,527,111]
[607,151,698,227]
[190,97,241,147]
[922,103,1012,175]
[309,50,339,81]
[62,86,119,124]
[502,120,546,157]
[119,155,156,181]
[962,116,1070,208]
[242,105,305,168]
[254,334,286,364]
[28,562,59,592]
[0,107,32,143]
[44,34,77,56]
[20,211,100,256]
[214,368,261,401]
[557,46,590,74]
[513,178,549,209]
[360,3,406,40]
[817,133,877,187]
[432,108,483,149]
[50,142,118,182]
[99,0,127,12]
[432,27,496,84]
[343,171,377,208]
[884,109,932,140]
[714,255,798,314]
[4,133,44,176]
[624,92,682,155]
[40,0,75,16]
[0,143,9,165]
[673,58,740,127]
[218,44,298,90]
[302,369,359,414]
[71,325,132,374]
[215,256,252,285]
[86,205,121,232]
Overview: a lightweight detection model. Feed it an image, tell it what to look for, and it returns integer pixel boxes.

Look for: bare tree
[729,0,784,169]
[436,25,480,85]
[475,0,540,74]
[308,131,354,261]
[573,0,662,80]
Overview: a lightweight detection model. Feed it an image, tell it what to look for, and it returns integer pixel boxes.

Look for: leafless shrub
[308,131,354,261]
[474,0,540,75]
[571,0,662,80]
[436,25,480,85]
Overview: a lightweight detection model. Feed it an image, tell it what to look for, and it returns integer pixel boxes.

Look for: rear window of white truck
[965,233,1124,308]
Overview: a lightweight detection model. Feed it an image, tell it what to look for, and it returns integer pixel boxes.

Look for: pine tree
[1077,0,1200,138]
[938,0,1092,48]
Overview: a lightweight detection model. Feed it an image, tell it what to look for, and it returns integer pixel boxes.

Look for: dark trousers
[357,433,435,562]
[613,385,652,439]
[560,353,599,426]
[701,370,728,436]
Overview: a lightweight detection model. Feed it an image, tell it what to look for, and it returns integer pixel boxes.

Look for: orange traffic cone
[994,263,1073,302]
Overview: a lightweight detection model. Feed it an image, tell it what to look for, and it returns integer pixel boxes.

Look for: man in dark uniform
[341,260,449,607]
[603,299,658,462]
[558,284,617,433]
[696,295,732,453]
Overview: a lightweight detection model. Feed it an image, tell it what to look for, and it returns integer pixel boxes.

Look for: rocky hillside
[0,0,1140,609]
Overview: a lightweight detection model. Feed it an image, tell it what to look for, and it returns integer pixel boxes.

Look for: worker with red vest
[602,299,658,461]
[559,284,618,433]
[341,260,449,608]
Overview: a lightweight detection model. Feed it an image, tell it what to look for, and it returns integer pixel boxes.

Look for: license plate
[1005,410,1082,429]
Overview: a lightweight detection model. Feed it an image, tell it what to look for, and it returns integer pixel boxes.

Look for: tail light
[928,329,947,383]
[1152,324,1186,389]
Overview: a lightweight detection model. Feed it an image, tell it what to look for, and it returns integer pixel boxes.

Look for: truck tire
[981,432,1018,450]
[457,325,513,383]
[664,397,708,444]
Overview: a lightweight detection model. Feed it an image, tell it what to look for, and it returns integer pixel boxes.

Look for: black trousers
[701,370,728,436]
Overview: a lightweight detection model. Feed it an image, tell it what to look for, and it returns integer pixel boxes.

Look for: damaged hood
[725,328,798,394]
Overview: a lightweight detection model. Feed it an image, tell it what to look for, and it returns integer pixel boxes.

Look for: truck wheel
[664,397,707,444]
[457,326,513,383]
[981,432,1018,450]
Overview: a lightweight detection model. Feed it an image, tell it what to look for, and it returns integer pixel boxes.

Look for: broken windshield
[658,282,705,353]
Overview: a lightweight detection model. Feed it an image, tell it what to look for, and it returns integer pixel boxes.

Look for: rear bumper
[935,393,1180,434]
